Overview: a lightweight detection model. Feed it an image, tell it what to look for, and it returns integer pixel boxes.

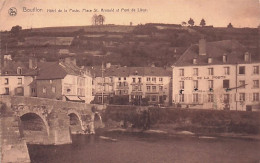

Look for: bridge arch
[18,111,50,136]
[67,110,84,131]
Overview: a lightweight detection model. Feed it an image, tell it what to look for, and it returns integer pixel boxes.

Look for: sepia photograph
[0,0,260,162]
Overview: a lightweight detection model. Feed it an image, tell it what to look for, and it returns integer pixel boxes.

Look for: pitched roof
[37,62,84,80]
[1,61,37,76]
[88,66,171,77]
[174,40,260,67]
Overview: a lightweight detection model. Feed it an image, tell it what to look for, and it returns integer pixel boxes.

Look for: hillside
[1,24,258,67]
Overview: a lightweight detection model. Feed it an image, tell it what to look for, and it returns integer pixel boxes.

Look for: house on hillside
[0,56,37,96]
[172,39,260,111]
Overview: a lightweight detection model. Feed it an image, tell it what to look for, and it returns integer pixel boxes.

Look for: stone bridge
[0,95,105,163]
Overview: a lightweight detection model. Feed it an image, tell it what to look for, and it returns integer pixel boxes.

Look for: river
[27,131,260,163]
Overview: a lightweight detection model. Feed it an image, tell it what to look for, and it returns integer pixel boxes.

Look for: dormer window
[17,67,22,75]
[223,55,227,63]
[193,58,197,64]
[244,52,250,62]
[208,57,213,64]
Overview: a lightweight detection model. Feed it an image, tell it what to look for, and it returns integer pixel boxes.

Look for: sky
[0,0,259,31]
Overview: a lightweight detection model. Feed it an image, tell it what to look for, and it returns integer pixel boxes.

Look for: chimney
[29,57,38,69]
[199,39,206,56]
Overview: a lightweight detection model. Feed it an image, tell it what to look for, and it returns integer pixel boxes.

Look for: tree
[181,21,187,26]
[98,15,105,25]
[188,18,195,26]
[92,14,105,25]
[10,25,22,36]
[227,23,233,28]
[200,18,206,27]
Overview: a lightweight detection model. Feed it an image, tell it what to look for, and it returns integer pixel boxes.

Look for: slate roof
[174,40,260,67]
[37,62,84,80]
[88,66,172,77]
[1,61,37,76]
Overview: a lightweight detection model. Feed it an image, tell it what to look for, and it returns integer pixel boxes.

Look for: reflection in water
[27,131,260,163]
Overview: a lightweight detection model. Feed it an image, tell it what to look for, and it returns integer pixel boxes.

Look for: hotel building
[172,39,260,111]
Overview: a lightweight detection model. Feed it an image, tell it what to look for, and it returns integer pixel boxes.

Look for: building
[90,64,172,106]
[172,39,260,111]
[36,57,93,103]
[0,57,37,96]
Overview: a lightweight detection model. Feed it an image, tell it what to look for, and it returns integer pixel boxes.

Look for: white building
[0,58,37,96]
[172,39,260,111]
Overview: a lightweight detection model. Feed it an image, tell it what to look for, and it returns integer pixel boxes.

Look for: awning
[65,96,85,102]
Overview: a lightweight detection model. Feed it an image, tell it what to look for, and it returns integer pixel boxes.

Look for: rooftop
[174,40,260,67]
[88,65,172,77]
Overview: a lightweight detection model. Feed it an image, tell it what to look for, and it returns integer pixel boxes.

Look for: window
[193,94,198,103]
[138,85,142,91]
[208,80,213,89]
[52,87,56,93]
[224,67,230,75]
[123,82,128,86]
[118,82,122,86]
[18,78,22,85]
[239,80,246,88]
[208,68,214,75]
[17,67,22,75]
[132,78,136,83]
[147,86,151,92]
[180,81,184,89]
[124,77,126,80]
[193,68,198,76]
[253,80,259,88]
[159,86,163,91]
[152,77,156,82]
[253,66,259,74]
[152,86,156,92]
[5,88,9,95]
[223,55,227,63]
[253,93,259,101]
[152,96,157,102]
[239,66,245,75]
[4,78,9,85]
[43,87,46,93]
[208,57,212,64]
[118,77,121,81]
[50,80,53,84]
[223,80,229,88]
[224,94,230,103]
[179,94,184,102]
[31,88,36,94]
[147,77,151,82]
[138,78,141,83]
[179,69,184,76]
[208,94,214,102]
[193,58,197,64]
[159,78,163,82]
[239,93,245,101]
[193,80,198,89]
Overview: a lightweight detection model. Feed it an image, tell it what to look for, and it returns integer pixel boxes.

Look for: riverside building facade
[172,39,260,111]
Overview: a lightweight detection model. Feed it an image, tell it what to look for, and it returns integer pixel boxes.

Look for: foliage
[227,23,233,28]
[92,14,105,25]
[188,18,195,26]
[200,19,206,27]
[10,25,22,36]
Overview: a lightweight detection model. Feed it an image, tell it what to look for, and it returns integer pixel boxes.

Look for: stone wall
[103,105,260,134]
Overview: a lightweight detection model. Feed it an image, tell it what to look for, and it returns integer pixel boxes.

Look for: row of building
[0,39,259,111]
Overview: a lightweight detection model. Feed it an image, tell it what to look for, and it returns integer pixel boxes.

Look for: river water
[27,131,260,163]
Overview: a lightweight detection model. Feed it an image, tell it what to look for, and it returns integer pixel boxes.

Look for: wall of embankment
[102,105,260,135]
